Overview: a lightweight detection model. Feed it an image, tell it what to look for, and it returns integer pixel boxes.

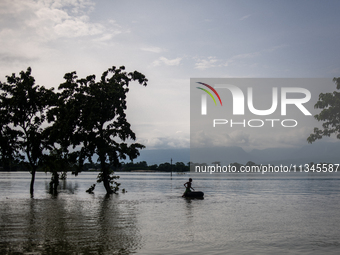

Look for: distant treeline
[0,160,190,172]
[82,161,189,172]
[2,160,335,173]
[121,161,189,172]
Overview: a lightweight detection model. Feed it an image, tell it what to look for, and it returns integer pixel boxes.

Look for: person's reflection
[183,198,195,241]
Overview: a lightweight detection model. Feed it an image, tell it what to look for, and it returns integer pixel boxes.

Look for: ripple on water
[1,172,340,254]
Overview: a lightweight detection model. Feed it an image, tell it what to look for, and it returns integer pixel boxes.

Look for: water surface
[1,171,340,254]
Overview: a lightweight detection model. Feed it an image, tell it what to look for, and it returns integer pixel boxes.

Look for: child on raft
[182,178,195,197]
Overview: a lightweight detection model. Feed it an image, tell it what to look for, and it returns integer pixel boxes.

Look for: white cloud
[49,0,95,14]
[0,0,126,71]
[137,135,189,149]
[54,18,104,37]
[195,56,220,70]
[0,0,121,43]
[152,56,182,66]
[26,2,106,40]
[92,33,114,42]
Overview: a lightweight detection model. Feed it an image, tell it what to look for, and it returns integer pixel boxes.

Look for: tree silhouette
[49,66,147,194]
[307,77,340,143]
[0,67,55,196]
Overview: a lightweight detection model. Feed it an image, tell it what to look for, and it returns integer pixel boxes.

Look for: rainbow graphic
[196,82,222,106]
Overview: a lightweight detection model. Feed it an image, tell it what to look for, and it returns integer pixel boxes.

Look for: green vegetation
[0,68,55,196]
[121,161,189,172]
[0,66,147,195]
[308,77,340,143]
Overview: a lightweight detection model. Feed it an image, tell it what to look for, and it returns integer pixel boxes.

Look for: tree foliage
[307,77,340,143]
[0,124,22,170]
[0,67,55,196]
[0,66,147,195]
[48,66,148,194]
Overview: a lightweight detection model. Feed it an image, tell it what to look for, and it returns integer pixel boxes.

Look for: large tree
[0,118,22,170]
[49,66,147,194]
[307,77,340,143]
[0,67,55,196]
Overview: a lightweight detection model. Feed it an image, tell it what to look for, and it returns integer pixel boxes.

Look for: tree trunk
[49,172,59,195]
[100,157,114,194]
[102,168,114,194]
[30,170,36,197]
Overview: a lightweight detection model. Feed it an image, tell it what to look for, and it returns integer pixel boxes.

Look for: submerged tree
[0,67,55,196]
[307,77,340,143]
[40,149,71,195]
[50,66,147,194]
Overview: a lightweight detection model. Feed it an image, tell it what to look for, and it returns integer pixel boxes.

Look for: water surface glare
[1,171,340,254]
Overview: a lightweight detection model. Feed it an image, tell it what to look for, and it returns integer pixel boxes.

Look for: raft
[183,191,204,198]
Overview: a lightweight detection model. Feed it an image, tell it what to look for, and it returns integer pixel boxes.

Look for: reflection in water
[183,198,195,242]
[2,172,340,254]
[0,179,141,254]
[95,196,142,254]
[44,179,80,197]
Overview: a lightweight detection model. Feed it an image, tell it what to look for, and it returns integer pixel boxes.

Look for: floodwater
[1,171,340,254]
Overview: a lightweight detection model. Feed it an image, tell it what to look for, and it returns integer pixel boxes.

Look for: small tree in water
[50,66,147,194]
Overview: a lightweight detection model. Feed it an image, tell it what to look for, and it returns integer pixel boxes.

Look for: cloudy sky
[1,0,340,154]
